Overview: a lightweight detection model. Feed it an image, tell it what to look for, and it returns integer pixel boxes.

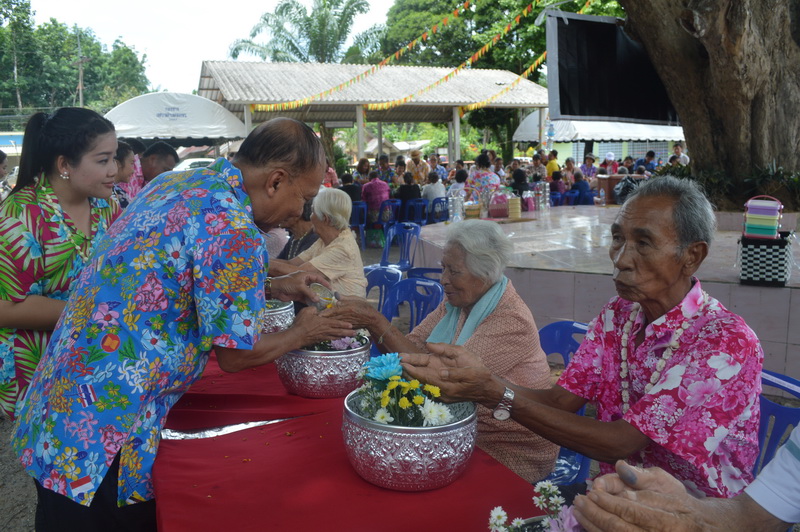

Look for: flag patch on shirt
[70,476,94,500]
[78,384,97,407]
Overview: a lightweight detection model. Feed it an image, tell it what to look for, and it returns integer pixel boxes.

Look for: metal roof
[197,61,548,124]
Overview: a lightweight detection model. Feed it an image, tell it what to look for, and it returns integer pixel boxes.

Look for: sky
[30,0,391,94]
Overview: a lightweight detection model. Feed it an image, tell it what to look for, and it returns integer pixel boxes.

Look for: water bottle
[599,188,606,206]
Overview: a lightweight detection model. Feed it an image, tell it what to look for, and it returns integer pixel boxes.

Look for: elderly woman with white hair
[328,219,558,483]
[269,187,367,297]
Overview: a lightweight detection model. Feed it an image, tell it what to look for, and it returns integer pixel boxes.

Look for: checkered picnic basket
[738,231,794,287]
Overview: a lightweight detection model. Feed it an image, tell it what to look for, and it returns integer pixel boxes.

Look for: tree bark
[318,123,336,169]
[618,0,800,185]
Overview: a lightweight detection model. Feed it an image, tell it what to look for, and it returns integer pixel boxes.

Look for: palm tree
[230,0,374,63]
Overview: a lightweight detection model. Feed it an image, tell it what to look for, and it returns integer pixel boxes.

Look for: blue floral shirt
[12,158,268,506]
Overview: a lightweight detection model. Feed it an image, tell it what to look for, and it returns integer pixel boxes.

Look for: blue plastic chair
[404,198,429,226]
[579,190,597,205]
[377,199,401,234]
[381,278,444,333]
[754,370,800,475]
[539,320,592,485]
[550,192,563,207]
[407,267,443,282]
[563,190,580,206]
[379,222,420,272]
[428,197,448,224]
[350,201,368,250]
[364,266,402,313]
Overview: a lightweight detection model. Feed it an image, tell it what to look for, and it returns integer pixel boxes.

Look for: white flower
[532,495,547,509]
[708,352,741,380]
[420,398,454,427]
[647,364,686,395]
[548,495,565,507]
[373,408,394,424]
[534,480,556,494]
[489,506,508,527]
[511,518,525,527]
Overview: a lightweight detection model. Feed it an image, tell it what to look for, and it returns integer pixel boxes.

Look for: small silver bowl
[262,300,295,333]
[342,391,477,491]
[275,342,370,398]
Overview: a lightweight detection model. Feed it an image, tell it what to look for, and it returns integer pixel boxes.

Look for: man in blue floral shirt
[12,118,354,530]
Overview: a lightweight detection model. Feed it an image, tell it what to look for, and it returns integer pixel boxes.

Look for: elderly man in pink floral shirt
[403,176,762,499]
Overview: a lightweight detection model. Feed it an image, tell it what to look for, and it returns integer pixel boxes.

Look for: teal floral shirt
[12,158,269,506]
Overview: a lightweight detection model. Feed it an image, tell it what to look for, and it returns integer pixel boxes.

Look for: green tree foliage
[0,1,149,117]
[383,0,624,160]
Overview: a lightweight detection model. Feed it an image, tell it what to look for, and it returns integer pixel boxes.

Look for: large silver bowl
[342,391,477,491]
[275,342,370,398]
[262,300,294,333]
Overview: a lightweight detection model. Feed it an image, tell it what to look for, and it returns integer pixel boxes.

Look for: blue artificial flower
[363,353,403,381]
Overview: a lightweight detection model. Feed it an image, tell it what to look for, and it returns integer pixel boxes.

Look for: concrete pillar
[451,107,461,161]
[356,105,365,160]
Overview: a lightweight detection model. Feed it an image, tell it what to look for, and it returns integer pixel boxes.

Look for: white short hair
[312,188,351,231]
[445,220,512,284]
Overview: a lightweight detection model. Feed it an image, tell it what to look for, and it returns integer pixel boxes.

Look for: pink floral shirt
[558,280,762,497]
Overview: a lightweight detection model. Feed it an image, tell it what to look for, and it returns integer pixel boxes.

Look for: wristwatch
[492,387,515,421]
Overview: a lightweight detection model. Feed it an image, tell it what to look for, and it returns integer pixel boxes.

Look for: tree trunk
[618,0,800,185]
[318,123,336,168]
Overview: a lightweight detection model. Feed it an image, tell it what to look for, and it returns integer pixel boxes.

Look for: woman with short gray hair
[269,188,367,297]
[330,219,557,482]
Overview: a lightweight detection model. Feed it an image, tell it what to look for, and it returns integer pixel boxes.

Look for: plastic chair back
[550,192,562,207]
[380,222,420,272]
[563,190,580,206]
[407,267,443,282]
[754,370,800,475]
[378,199,401,232]
[579,190,597,205]
[364,266,402,312]
[381,278,444,333]
[404,198,429,226]
[350,201,368,250]
[429,197,449,224]
[539,320,592,485]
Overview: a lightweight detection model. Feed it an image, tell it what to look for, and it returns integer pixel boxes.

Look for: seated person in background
[617,166,629,175]
[376,154,395,184]
[505,158,521,177]
[361,170,390,223]
[673,141,690,165]
[339,172,361,202]
[447,159,465,183]
[395,171,421,219]
[402,177,762,499]
[277,200,319,261]
[509,168,529,198]
[561,157,576,186]
[141,141,179,185]
[112,141,135,209]
[428,153,448,183]
[620,155,635,174]
[448,169,468,196]
[528,153,547,182]
[600,152,619,174]
[493,157,506,179]
[551,170,567,195]
[571,170,591,202]
[546,150,560,179]
[574,427,800,530]
[270,188,367,297]
[351,157,370,184]
[669,154,681,167]
[422,171,447,203]
[635,150,658,174]
[329,220,558,482]
[466,152,501,202]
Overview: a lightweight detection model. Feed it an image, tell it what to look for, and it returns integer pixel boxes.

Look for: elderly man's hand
[573,461,702,532]
[290,306,355,346]
[270,271,331,303]
[400,343,496,404]
[322,296,381,330]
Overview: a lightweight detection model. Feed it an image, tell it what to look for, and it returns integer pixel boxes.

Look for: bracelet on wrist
[265,277,273,299]
[377,322,393,344]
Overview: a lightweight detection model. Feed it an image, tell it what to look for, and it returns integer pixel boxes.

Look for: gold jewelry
[286,229,311,259]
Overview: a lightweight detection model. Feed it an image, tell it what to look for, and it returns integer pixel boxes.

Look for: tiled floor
[417,205,800,376]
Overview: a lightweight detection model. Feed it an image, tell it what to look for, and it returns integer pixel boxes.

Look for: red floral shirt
[558,280,762,497]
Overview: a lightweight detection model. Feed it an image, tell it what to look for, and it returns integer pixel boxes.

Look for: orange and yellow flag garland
[365,3,535,112]
[251,0,479,113]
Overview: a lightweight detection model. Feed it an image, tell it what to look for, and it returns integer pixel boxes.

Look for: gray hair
[312,187,351,231]
[445,220,513,284]
[627,175,716,249]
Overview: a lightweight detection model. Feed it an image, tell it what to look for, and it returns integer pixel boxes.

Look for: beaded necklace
[38,177,94,263]
[619,291,709,414]
[286,230,311,259]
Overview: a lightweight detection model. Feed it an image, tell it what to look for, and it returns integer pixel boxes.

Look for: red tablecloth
[163,354,343,432]
[154,408,541,531]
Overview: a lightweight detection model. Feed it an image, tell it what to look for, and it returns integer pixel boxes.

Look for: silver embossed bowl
[262,300,294,333]
[275,342,370,398]
[342,391,477,491]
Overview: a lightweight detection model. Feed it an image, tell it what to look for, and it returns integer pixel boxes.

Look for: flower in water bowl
[352,353,453,427]
[305,331,369,352]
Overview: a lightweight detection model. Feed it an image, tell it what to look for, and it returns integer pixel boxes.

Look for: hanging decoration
[365,3,535,112]
[251,0,480,113]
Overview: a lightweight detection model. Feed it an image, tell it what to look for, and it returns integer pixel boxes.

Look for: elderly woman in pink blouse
[403,176,763,499]
[328,220,557,483]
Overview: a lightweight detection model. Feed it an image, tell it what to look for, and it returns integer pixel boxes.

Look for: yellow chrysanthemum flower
[380,395,390,408]
[389,375,401,381]
[409,380,420,389]
[387,381,400,391]
[412,395,425,405]
[398,397,411,409]
[424,384,441,397]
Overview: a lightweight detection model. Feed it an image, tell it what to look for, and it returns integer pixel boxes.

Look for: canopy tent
[105,92,247,147]
[197,61,549,160]
[513,110,685,143]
